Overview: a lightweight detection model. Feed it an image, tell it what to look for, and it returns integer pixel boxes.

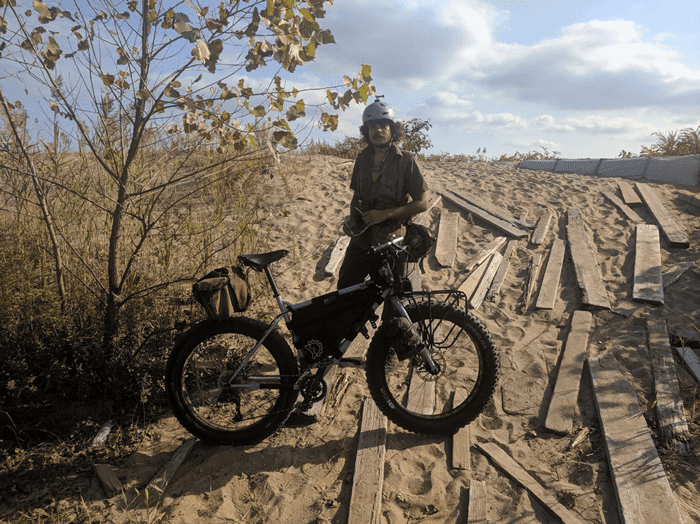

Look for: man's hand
[361,209,391,227]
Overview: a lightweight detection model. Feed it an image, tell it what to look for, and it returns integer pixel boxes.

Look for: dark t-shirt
[349,144,428,247]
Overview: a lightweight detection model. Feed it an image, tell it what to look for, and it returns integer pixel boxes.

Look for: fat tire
[366,301,499,435]
[165,317,299,446]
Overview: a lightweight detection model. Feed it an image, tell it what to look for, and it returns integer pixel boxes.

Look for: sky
[295,0,700,159]
[3,0,700,160]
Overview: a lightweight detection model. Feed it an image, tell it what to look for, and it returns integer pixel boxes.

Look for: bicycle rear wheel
[165,317,299,445]
[366,301,499,435]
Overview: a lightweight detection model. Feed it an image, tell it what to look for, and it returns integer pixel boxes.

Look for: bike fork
[389,296,440,374]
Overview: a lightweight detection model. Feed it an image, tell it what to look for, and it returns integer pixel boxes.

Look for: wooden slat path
[647,319,692,455]
[521,254,542,313]
[434,209,460,267]
[486,239,516,302]
[536,238,566,310]
[135,438,196,506]
[406,368,436,416]
[675,347,700,383]
[635,182,689,248]
[465,237,507,274]
[448,189,530,230]
[459,260,490,302]
[348,398,387,524]
[441,191,529,239]
[633,224,664,305]
[450,388,471,470]
[470,252,503,309]
[467,479,488,524]
[530,210,553,245]
[588,354,686,524]
[459,237,507,300]
[475,442,586,524]
[566,209,611,310]
[618,180,643,207]
[324,236,351,276]
[663,262,693,289]
[602,191,644,223]
[414,194,441,225]
[679,192,700,210]
[544,310,593,434]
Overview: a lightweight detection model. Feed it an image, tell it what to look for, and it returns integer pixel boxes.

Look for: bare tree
[0,0,373,354]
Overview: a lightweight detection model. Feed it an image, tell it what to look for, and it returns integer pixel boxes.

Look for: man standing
[338,98,430,290]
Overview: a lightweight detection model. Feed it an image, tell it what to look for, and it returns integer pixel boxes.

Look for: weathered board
[535,238,566,310]
[348,398,387,524]
[679,192,700,210]
[414,194,442,225]
[663,262,693,289]
[635,182,690,248]
[647,319,692,455]
[566,209,611,310]
[470,252,503,310]
[450,388,471,470]
[434,209,460,267]
[486,239,516,302]
[530,210,553,245]
[324,235,350,277]
[588,354,686,524]
[633,224,664,305]
[465,237,507,274]
[618,180,643,207]
[675,347,700,383]
[521,253,542,313]
[448,189,529,230]
[441,192,529,239]
[602,191,644,223]
[406,368,436,416]
[467,479,488,524]
[476,442,586,524]
[459,237,507,299]
[135,438,196,507]
[544,311,593,435]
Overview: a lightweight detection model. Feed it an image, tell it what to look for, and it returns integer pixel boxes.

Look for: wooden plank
[536,238,566,310]
[633,224,664,305]
[135,438,196,506]
[434,209,460,267]
[618,180,643,207]
[448,189,530,230]
[663,262,693,289]
[588,354,686,524]
[476,442,586,524]
[647,319,692,455]
[441,191,529,239]
[566,209,611,310]
[530,210,553,245]
[486,239,516,302]
[406,367,436,415]
[521,253,542,314]
[544,311,593,435]
[459,258,490,300]
[675,347,700,383]
[635,182,689,248]
[324,235,350,277]
[465,237,507,274]
[93,463,123,497]
[413,194,441,225]
[450,388,471,470]
[679,192,700,210]
[470,252,502,310]
[467,479,488,524]
[602,191,644,223]
[348,398,387,524]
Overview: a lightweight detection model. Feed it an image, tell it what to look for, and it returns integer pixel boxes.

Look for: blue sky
[298,0,700,159]
[3,0,700,160]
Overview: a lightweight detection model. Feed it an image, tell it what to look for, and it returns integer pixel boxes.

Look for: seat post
[263,266,281,298]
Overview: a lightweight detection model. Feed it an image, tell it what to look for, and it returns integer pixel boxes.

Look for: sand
[106,154,700,523]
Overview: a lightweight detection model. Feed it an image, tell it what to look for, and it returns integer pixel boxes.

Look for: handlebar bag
[192,265,251,319]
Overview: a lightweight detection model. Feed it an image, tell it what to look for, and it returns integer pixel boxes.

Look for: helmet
[362,99,396,126]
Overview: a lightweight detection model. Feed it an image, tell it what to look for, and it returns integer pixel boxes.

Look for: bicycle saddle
[238,250,289,271]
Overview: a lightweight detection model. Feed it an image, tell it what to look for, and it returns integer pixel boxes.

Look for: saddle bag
[192,264,251,319]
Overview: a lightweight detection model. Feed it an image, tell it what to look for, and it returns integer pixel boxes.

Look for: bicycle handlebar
[367,236,405,256]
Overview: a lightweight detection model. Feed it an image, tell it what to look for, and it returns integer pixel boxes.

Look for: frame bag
[192,265,250,319]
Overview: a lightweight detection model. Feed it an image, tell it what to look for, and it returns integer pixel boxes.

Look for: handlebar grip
[370,236,405,256]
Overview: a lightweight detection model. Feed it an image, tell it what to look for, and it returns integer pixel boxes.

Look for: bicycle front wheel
[165,317,299,446]
[366,301,499,435]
